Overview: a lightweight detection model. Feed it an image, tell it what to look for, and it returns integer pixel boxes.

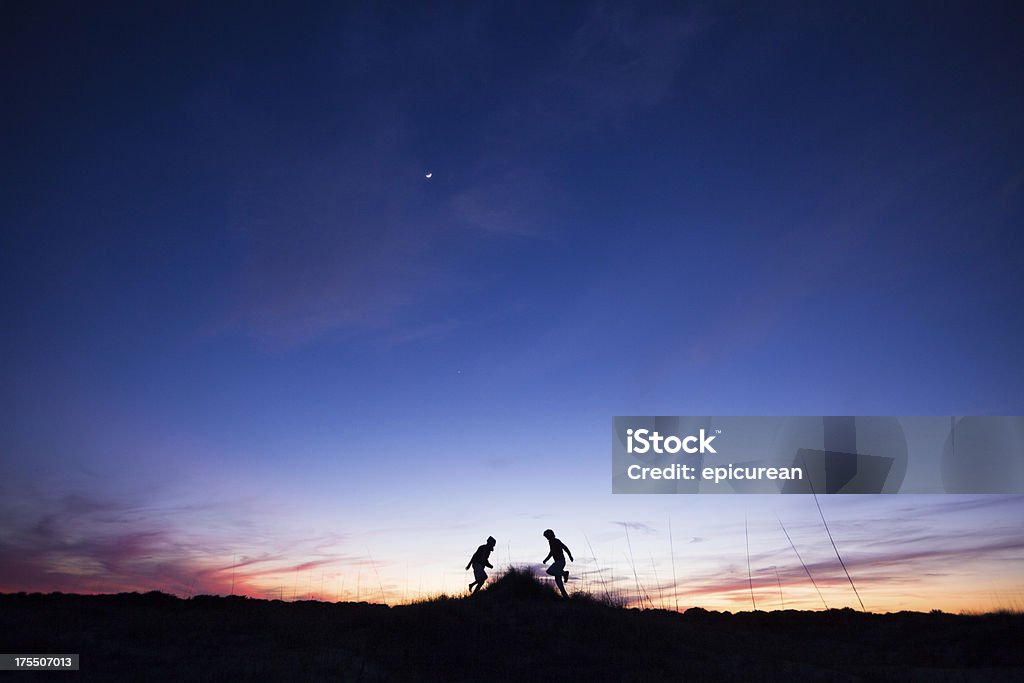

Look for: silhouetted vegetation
[2,580,1022,681]
[466,564,561,602]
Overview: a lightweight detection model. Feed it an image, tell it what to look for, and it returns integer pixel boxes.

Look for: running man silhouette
[542,529,573,598]
[466,536,496,594]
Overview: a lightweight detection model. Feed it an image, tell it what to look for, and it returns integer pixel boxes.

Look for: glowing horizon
[3,483,1021,614]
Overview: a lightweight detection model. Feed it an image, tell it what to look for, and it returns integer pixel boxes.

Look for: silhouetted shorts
[546,559,566,577]
[473,565,488,583]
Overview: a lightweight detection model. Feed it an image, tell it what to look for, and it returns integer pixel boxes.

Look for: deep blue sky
[2,2,1022,608]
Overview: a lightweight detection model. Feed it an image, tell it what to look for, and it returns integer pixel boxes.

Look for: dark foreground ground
[2,573,1021,682]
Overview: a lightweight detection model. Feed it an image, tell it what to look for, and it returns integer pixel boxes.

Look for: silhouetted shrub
[474,565,561,602]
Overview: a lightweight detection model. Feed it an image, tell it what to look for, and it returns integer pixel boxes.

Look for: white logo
[626,428,717,454]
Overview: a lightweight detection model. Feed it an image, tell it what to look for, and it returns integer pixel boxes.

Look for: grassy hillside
[2,568,1021,681]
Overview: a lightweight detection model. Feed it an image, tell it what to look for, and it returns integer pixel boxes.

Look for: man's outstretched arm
[562,542,573,562]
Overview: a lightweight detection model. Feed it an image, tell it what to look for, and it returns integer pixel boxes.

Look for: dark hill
[469,564,564,602]
[1,573,1021,681]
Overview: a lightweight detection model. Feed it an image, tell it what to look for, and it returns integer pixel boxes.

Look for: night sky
[2,2,1023,612]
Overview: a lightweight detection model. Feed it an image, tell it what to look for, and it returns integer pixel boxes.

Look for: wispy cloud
[448,164,563,238]
[550,3,704,114]
[669,532,1024,607]
[613,521,658,534]
[0,489,361,597]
